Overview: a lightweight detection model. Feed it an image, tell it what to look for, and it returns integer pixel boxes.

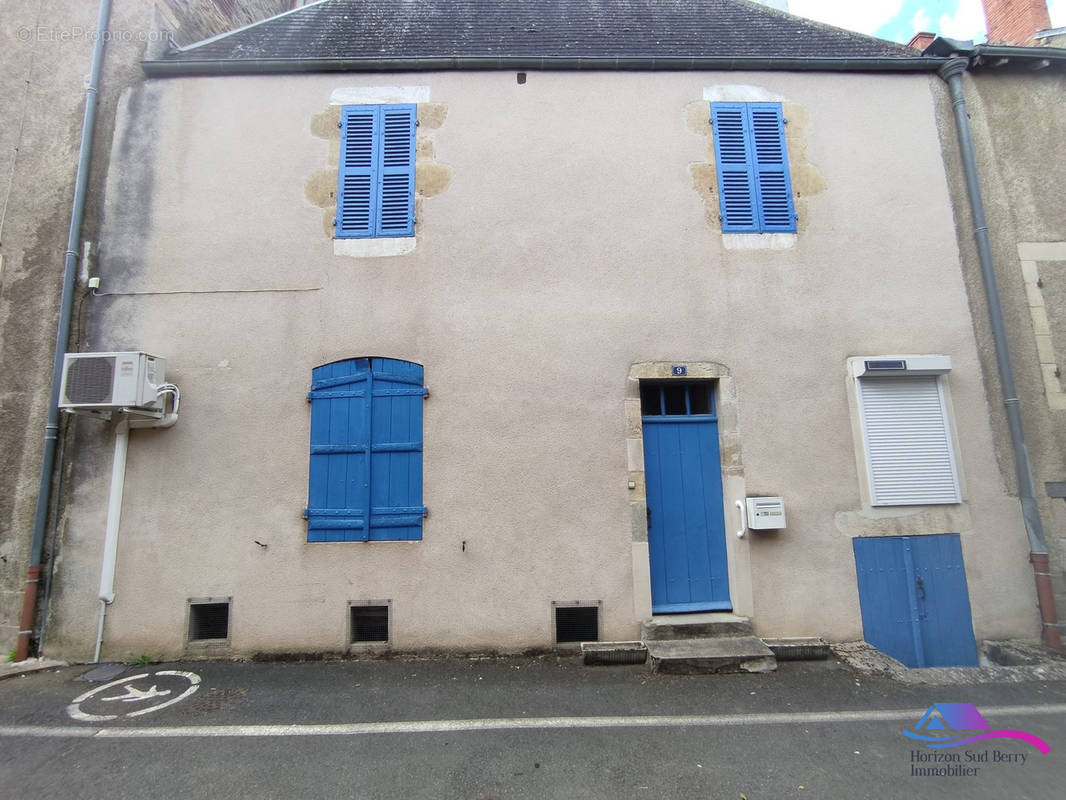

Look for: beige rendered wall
[935,68,1066,622]
[46,69,1040,660]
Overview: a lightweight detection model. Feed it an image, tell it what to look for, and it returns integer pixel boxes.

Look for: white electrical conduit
[93,417,129,663]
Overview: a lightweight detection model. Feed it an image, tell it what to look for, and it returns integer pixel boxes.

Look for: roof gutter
[142,55,947,77]
[971,43,1066,62]
[937,56,1063,654]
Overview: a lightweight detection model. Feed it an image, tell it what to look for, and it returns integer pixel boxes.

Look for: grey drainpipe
[15,0,113,662]
[938,57,1063,653]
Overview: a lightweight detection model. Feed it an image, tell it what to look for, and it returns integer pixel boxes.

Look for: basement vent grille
[554,604,600,644]
[66,356,115,404]
[188,601,229,641]
[351,605,389,643]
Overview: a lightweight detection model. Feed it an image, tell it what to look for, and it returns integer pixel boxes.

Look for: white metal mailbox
[745,496,786,530]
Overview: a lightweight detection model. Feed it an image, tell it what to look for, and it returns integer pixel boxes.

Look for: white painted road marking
[7,703,1064,739]
[100,684,171,702]
[67,670,201,722]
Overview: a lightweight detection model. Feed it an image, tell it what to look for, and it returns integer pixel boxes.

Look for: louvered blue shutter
[711,102,795,233]
[306,359,371,541]
[377,106,416,237]
[711,103,759,233]
[749,104,796,232]
[337,109,376,238]
[335,105,415,239]
[306,358,425,542]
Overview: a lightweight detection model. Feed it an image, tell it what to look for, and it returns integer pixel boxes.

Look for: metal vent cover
[864,359,907,371]
[351,605,389,643]
[554,603,600,644]
[188,601,230,641]
[64,356,115,404]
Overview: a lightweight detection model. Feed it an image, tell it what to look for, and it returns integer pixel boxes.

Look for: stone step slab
[641,612,754,641]
[645,635,777,675]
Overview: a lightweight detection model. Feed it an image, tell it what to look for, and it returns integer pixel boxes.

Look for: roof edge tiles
[143,0,927,76]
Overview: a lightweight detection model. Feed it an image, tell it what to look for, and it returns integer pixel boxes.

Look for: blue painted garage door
[853,534,978,667]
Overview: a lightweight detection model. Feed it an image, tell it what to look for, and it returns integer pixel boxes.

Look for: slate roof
[150,0,919,71]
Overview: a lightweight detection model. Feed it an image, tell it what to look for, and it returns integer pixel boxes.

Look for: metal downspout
[15,0,113,662]
[938,58,1063,652]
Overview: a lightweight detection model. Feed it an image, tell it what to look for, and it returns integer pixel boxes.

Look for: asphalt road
[1,655,1064,799]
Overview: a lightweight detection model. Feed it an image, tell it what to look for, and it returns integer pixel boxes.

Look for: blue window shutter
[749,104,796,233]
[376,106,416,237]
[711,103,758,233]
[337,108,376,238]
[307,359,371,542]
[711,102,795,233]
[306,358,425,542]
[336,105,415,239]
[367,358,425,540]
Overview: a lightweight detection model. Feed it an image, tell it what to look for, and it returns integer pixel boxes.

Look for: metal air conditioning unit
[59,352,166,413]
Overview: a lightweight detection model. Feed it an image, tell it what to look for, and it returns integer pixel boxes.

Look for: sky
[788,0,1066,45]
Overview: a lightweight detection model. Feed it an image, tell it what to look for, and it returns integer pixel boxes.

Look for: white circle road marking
[67,670,201,722]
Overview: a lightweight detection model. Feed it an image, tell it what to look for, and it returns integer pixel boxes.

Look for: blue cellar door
[853,534,978,667]
[642,382,731,613]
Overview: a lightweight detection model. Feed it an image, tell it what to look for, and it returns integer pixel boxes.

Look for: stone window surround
[330,86,430,259]
[1017,242,1066,411]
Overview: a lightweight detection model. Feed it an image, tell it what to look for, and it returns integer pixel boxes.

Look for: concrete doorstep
[639,613,778,674]
[645,636,777,675]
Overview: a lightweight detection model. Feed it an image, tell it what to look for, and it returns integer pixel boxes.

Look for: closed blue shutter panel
[307,359,371,541]
[377,106,416,236]
[336,105,415,239]
[306,358,425,542]
[368,358,425,540]
[750,105,796,232]
[711,102,795,233]
[711,104,758,233]
[337,109,376,238]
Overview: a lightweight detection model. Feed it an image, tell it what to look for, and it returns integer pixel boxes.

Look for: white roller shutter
[857,376,961,506]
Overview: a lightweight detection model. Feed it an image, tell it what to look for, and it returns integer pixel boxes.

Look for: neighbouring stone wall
[934,66,1066,625]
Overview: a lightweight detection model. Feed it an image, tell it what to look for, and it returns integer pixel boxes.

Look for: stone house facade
[15,0,1051,666]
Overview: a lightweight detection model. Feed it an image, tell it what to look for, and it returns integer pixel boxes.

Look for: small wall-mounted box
[746,497,786,530]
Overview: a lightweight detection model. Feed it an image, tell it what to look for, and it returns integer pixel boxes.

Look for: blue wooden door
[853,534,978,667]
[641,382,731,613]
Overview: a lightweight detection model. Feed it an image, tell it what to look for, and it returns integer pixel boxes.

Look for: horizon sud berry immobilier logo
[902,703,1050,778]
